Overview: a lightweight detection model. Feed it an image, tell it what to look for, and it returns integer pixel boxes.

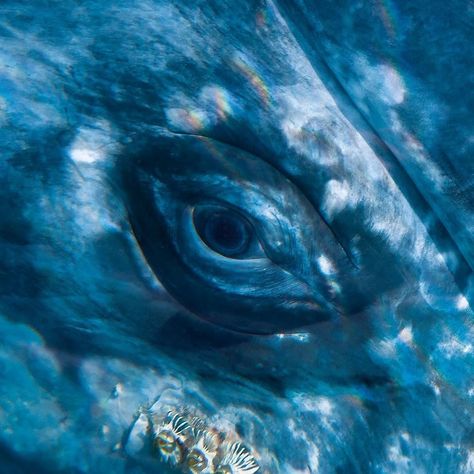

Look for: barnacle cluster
[148,408,260,473]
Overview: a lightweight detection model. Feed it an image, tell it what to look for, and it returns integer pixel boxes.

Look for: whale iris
[194,207,251,258]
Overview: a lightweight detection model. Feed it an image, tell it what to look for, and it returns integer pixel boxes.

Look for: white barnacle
[153,411,194,465]
[189,415,209,434]
[186,429,220,473]
[215,442,259,474]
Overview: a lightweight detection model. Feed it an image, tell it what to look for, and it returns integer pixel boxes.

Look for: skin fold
[0,1,472,472]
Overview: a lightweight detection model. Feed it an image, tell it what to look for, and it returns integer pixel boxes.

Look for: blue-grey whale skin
[0,1,473,472]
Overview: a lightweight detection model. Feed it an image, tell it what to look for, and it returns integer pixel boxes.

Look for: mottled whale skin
[0,1,473,473]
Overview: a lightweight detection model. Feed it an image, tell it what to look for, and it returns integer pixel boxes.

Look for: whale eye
[193,206,257,259]
[125,135,346,333]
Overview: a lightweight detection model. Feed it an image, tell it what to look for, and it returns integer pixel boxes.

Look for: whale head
[0,1,473,473]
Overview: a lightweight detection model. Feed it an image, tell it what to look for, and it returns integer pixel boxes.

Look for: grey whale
[0,0,473,473]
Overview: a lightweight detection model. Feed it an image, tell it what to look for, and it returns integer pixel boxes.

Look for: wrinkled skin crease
[0,1,473,473]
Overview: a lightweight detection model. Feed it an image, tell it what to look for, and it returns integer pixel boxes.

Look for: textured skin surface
[0,1,473,472]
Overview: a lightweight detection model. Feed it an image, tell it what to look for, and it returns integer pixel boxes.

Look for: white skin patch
[286,419,320,472]
[291,394,334,419]
[70,146,102,164]
[275,332,310,343]
[351,54,406,106]
[389,109,447,192]
[165,107,210,133]
[431,382,441,396]
[398,326,413,345]
[322,180,355,221]
[0,96,7,124]
[125,412,150,455]
[370,327,414,362]
[317,255,335,275]
[438,338,473,359]
[68,169,119,236]
[275,81,361,169]
[386,437,410,473]
[456,295,470,311]
[463,451,474,473]
[68,122,117,164]
[165,85,236,133]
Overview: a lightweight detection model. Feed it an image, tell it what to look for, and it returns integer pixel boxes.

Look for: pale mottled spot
[431,381,441,396]
[276,332,311,343]
[353,55,406,106]
[69,122,118,164]
[398,326,413,345]
[389,110,447,192]
[125,412,150,455]
[372,338,397,359]
[198,85,234,120]
[70,147,102,164]
[292,394,334,419]
[322,179,353,220]
[438,337,473,359]
[456,294,470,311]
[463,451,474,473]
[165,107,209,133]
[317,255,335,275]
[0,96,7,123]
[286,418,320,472]
[386,436,410,473]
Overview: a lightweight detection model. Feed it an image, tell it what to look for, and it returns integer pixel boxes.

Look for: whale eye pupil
[195,209,250,258]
